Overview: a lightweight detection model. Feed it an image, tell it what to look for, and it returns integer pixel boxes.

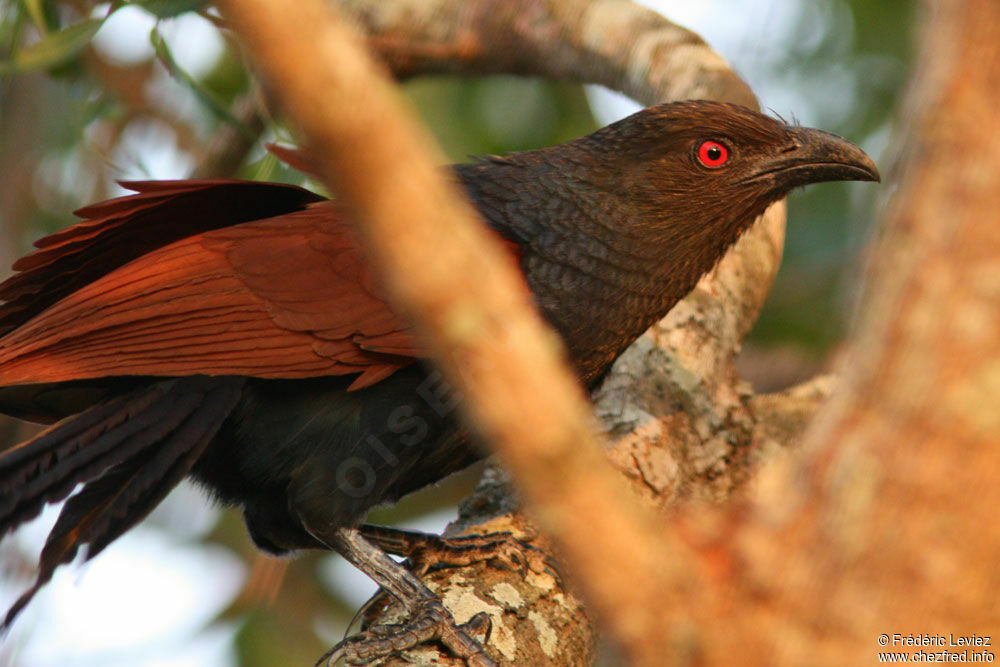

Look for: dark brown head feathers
[579,101,878,219]
[459,100,878,381]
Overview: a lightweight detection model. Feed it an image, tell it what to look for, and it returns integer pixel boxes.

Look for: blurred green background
[0,1,913,665]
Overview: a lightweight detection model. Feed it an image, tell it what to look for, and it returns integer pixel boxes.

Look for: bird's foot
[324,527,496,666]
[359,524,560,580]
[319,598,494,666]
[355,525,560,631]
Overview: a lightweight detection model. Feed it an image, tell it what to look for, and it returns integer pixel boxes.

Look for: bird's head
[458,100,880,381]
[577,100,879,249]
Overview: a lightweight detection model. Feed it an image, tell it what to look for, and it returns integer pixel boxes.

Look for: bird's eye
[697,140,729,168]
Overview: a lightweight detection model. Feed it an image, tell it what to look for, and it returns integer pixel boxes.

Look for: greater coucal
[0,101,878,664]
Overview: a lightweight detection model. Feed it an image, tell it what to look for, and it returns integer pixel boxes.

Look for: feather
[0,196,419,389]
[0,376,244,632]
[0,180,323,336]
[0,180,523,391]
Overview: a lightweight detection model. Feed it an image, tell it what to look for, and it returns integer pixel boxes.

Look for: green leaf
[0,18,104,75]
[135,0,207,19]
[18,0,50,32]
[150,27,253,139]
[250,152,280,182]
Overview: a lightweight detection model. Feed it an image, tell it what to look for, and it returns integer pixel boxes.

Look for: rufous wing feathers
[0,182,418,390]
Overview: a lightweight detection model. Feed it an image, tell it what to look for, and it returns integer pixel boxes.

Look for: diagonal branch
[338,0,791,509]
[215,0,713,664]
[338,0,756,108]
[210,0,818,663]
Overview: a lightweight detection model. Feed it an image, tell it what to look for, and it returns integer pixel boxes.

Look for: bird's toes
[354,586,399,632]
[412,531,561,583]
[321,598,496,667]
[455,533,563,585]
[461,611,493,643]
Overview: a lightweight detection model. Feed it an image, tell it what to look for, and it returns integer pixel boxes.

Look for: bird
[0,101,878,665]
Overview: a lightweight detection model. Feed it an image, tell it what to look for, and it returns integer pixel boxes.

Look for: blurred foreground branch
[216,0,719,664]
[731,0,1000,662]
[213,0,832,663]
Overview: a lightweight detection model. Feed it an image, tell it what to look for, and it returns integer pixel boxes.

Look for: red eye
[698,140,729,167]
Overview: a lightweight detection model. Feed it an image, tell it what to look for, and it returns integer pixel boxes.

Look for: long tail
[0,375,244,631]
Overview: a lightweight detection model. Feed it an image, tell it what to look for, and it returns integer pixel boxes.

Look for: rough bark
[725,0,1000,662]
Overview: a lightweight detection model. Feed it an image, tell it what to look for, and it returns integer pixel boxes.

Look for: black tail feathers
[0,375,244,632]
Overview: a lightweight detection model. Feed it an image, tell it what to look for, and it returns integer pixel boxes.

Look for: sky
[0,1,850,665]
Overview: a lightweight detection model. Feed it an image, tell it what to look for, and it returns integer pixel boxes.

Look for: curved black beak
[749,127,880,187]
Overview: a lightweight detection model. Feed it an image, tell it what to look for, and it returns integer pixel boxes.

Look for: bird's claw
[320,598,495,666]
[360,526,562,582]
[469,534,562,583]
[356,527,562,632]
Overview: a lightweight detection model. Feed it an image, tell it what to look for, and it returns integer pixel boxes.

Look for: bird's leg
[355,525,561,630]
[318,527,495,667]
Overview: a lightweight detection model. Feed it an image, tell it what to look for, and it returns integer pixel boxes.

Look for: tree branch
[192,88,267,178]
[338,0,755,108]
[725,1,1000,662]
[209,0,828,663]
[216,0,720,664]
